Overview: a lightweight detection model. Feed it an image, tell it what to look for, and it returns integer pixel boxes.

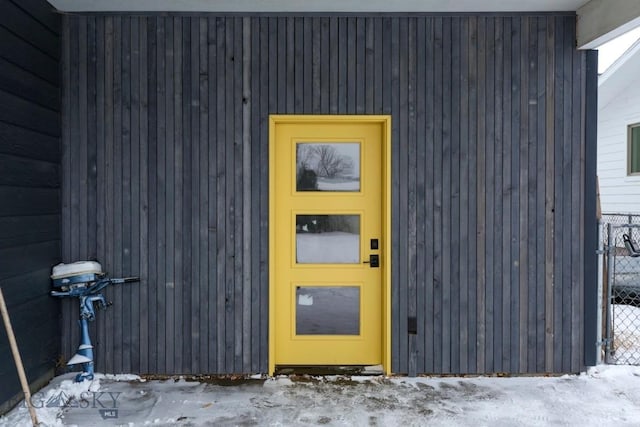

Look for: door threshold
[275,364,384,376]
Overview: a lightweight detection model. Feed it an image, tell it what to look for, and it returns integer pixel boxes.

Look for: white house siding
[598,76,640,214]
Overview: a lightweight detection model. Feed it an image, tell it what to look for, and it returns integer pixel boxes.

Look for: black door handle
[363,254,379,268]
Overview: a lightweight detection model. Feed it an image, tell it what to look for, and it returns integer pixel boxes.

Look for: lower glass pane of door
[296,286,360,335]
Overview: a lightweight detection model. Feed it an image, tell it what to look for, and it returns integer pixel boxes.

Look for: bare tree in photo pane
[313,145,354,178]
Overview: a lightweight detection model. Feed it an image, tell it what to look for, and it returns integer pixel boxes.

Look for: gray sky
[597,26,640,74]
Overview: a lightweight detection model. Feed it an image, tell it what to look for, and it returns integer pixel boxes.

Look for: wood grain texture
[0,0,61,409]
[61,14,594,375]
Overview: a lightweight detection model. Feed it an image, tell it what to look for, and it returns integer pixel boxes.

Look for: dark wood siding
[62,14,594,375]
[0,0,61,411]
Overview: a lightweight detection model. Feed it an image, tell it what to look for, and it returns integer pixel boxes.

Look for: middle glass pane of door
[296,214,360,264]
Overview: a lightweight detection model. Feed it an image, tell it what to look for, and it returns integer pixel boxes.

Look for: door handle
[363,254,379,268]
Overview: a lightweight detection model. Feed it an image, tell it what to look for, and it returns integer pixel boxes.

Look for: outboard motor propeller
[51,261,139,382]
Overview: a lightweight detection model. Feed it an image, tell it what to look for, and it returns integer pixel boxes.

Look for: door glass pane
[296,215,360,263]
[296,143,360,191]
[296,286,360,335]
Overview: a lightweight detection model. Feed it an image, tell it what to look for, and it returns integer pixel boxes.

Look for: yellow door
[269,115,391,373]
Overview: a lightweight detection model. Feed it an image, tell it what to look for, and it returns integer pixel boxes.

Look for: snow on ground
[297,232,359,264]
[316,178,359,191]
[2,365,640,426]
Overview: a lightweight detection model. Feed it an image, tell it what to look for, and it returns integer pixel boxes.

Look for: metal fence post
[597,220,604,364]
[605,222,613,362]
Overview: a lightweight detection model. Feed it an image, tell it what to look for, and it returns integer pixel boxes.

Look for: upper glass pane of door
[296,143,360,192]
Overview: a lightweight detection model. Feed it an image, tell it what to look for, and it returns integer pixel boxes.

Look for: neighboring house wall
[61,14,596,375]
[0,0,61,413]
[598,72,640,214]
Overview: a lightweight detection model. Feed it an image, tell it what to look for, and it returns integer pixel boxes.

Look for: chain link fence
[602,214,640,365]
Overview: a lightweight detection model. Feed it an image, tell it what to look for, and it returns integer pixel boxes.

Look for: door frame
[268,115,392,375]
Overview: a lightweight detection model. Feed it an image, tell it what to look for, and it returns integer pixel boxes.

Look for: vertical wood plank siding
[62,14,593,375]
[0,0,61,409]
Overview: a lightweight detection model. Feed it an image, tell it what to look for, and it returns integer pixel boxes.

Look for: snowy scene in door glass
[296,215,360,264]
[296,286,360,335]
[296,143,360,191]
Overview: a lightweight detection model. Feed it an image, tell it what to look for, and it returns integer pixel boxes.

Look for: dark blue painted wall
[0,0,62,411]
[61,14,596,376]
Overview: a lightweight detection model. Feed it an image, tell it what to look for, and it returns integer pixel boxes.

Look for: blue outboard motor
[51,261,139,382]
